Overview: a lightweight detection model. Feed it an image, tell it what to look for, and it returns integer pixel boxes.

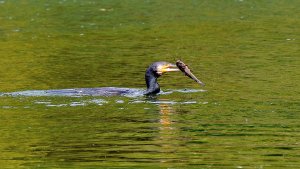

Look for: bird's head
[147,61,179,77]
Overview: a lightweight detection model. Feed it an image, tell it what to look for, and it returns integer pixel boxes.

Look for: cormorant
[4,61,203,97]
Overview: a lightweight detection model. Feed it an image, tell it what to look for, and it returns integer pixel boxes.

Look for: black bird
[4,61,200,97]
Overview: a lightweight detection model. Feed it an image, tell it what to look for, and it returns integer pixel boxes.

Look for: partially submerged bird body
[7,87,142,97]
[3,61,204,97]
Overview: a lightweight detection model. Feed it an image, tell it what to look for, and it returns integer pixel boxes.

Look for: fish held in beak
[176,60,205,86]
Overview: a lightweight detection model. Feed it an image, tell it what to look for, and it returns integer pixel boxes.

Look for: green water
[0,0,300,168]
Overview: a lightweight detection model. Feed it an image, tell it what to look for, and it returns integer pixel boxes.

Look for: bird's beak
[157,63,180,74]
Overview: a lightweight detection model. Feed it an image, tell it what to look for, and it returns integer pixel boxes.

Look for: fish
[176,60,205,86]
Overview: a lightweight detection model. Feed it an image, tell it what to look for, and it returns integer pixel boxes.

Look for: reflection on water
[157,103,177,164]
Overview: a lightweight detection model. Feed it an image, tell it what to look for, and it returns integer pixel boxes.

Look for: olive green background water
[0,0,299,168]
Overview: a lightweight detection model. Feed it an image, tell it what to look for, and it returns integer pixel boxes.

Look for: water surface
[0,0,299,168]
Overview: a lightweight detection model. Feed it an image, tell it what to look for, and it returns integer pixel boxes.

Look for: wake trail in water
[1,88,206,97]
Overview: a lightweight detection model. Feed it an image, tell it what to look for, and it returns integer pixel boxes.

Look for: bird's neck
[144,72,160,95]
